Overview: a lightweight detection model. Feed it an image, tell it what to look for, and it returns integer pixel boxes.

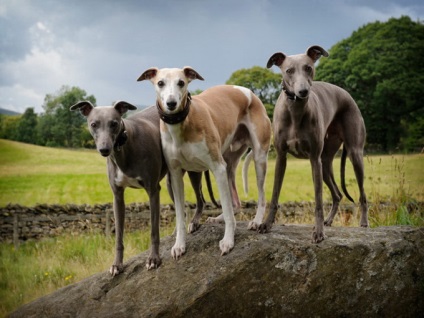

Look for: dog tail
[242,149,253,195]
[341,146,355,203]
[205,171,221,208]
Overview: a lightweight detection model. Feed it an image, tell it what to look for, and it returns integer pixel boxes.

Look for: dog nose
[99,148,111,157]
[166,101,177,111]
[298,89,309,98]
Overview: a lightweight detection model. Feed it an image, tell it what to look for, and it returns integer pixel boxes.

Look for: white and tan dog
[138,67,271,258]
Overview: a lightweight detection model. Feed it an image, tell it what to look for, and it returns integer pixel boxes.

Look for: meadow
[1,139,423,206]
[0,139,423,316]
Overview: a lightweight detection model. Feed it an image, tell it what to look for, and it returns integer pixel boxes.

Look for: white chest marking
[162,136,213,172]
[115,168,143,189]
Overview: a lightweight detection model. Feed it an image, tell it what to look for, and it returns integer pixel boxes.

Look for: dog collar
[114,120,127,151]
[156,92,191,125]
[282,83,297,101]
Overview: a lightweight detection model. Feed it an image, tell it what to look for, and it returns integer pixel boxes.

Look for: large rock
[11,223,424,317]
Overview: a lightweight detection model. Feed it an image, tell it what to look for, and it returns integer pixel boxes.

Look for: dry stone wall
[0,200,406,244]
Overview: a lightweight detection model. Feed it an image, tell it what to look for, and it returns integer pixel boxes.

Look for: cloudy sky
[1,0,423,113]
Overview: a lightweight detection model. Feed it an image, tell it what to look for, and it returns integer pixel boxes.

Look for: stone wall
[1,200,406,244]
[0,202,221,243]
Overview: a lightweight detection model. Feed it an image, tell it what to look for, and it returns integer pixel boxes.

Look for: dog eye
[286,68,294,75]
[304,65,313,74]
[90,122,97,129]
[158,80,165,88]
[177,80,185,87]
[110,121,119,129]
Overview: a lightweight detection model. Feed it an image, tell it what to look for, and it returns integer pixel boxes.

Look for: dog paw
[219,237,234,256]
[247,221,259,231]
[257,222,272,234]
[312,229,325,243]
[206,214,224,224]
[171,244,186,260]
[109,264,123,277]
[146,255,162,270]
[360,221,369,228]
[188,222,201,233]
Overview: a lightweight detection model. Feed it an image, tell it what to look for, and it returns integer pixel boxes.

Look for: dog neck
[282,82,297,101]
[114,120,127,151]
[156,92,191,125]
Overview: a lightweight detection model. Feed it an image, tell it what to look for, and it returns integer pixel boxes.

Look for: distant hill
[0,108,21,116]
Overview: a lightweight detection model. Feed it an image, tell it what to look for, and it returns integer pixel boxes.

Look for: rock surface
[11,223,424,317]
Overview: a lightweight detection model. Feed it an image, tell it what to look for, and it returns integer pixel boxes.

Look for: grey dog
[71,101,213,275]
[259,45,368,242]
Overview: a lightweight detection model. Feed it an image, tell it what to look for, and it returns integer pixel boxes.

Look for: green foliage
[316,16,424,152]
[226,66,281,120]
[37,86,96,147]
[0,85,96,149]
[0,115,20,140]
[15,108,37,144]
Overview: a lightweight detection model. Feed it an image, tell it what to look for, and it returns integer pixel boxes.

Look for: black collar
[282,82,297,101]
[114,120,127,151]
[156,93,191,125]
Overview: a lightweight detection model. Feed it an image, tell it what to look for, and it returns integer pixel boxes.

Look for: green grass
[0,139,423,316]
[1,139,423,206]
[0,227,173,317]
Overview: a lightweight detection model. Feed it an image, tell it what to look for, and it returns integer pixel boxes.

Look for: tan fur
[139,67,271,258]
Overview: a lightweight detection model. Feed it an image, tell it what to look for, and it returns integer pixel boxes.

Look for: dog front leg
[169,168,186,259]
[258,152,287,233]
[110,187,125,276]
[146,186,162,269]
[310,157,325,243]
[212,162,236,255]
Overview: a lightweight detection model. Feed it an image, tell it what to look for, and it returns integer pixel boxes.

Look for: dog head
[137,67,204,114]
[70,101,137,157]
[267,45,329,100]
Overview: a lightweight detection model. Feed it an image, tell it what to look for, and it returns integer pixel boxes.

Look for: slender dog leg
[187,171,204,233]
[110,187,125,276]
[258,152,287,233]
[322,150,343,226]
[146,187,162,269]
[169,168,186,260]
[311,158,325,243]
[212,162,236,255]
[248,150,268,230]
[350,151,369,227]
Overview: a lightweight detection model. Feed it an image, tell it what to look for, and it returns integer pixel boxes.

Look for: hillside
[0,108,21,116]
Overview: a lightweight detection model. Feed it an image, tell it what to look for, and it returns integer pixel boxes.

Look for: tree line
[0,16,422,152]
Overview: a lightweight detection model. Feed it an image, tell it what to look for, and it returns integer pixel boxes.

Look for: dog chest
[163,138,212,172]
[285,138,310,159]
[114,168,144,189]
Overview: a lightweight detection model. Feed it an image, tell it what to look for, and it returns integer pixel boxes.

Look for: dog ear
[183,67,204,81]
[137,68,159,82]
[267,52,286,68]
[70,101,94,117]
[113,101,138,115]
[306,46,329,62]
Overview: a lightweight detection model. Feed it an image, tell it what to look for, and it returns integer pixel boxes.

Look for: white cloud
[0,0,423,113]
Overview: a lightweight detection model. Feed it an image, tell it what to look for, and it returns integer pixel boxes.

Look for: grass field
[0,139,423,316]
[0,139,423,206]
[0,139,424,317]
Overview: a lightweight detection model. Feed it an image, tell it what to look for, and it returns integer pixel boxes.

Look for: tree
[0,115,20,141]
[315,16,424,152]
[37,86,96,147]
[15,108,38,144]
[226,66,281,120]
